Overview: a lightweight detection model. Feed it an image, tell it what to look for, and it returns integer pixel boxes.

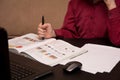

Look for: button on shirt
[55,0,120,46]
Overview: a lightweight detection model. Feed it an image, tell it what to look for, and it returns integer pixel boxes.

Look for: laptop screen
[0,27,11,79]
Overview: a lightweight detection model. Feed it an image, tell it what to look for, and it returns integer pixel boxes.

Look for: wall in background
[0,0,68,38]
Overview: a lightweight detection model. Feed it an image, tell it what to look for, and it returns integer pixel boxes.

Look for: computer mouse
[63,61,82,73]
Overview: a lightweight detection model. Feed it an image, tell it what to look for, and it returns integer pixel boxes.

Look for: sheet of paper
[60,43,120,74]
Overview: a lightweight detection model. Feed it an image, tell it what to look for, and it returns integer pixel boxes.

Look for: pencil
[42,16,44,25]
[41,16,45,40]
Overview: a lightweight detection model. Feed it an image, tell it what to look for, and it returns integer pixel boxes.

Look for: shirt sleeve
[55,0,79,38]
[108,0,120,46]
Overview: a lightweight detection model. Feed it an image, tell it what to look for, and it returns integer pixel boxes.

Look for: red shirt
[55,0,120,46]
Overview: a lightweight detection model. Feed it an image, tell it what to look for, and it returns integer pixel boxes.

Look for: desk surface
[39,38,120,80]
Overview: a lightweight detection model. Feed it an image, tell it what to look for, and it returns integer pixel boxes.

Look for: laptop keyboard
[10,62,35,80]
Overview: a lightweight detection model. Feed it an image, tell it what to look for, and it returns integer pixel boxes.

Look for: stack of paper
[60,43,120,74]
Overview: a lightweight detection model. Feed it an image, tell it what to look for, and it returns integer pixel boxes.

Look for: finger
[38,30,44,35]
[38,31,45,38]
[38,28,46,33]
[38,23,46,29]
[38,34,44,37]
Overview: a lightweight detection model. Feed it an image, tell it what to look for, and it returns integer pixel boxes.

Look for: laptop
[0,27,10,80]
[0,27,53,80]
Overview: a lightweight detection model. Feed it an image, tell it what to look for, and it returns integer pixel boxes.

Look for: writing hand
[38,23,56,39]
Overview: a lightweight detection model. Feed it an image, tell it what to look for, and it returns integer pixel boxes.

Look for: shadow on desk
[63,38,114,48]
[95,61,120,80]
